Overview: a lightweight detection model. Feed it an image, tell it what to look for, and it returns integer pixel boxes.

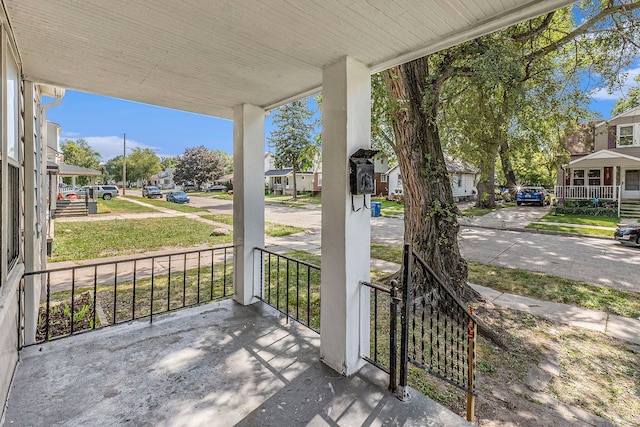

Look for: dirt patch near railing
[36,292,96,341]
[415,302,639,426]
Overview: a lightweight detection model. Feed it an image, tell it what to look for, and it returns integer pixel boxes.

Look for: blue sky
[46,66,638,163]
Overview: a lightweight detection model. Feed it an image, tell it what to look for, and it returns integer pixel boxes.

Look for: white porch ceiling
[4,0,573,119]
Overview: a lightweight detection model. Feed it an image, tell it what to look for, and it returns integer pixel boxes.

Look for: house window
[573,169,585,186]
[381,173,387,183]
[317,173,322,187]
[6,50,21,271]
[397,175,403,186]
[457,173,463,187]
[588,169,601,186]
[618,125,635,146]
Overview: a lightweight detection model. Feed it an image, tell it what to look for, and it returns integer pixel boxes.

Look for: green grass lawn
[265,194,322,206]
[125,195,208,213]
[525,223,615,237]
[51,217,232,262]
[199,214,305,236]
[537,212,620,227]
[461,202,517,217]
[209,193,234,200]
[97,198,158,214]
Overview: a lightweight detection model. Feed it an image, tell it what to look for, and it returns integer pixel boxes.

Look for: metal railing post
[466,306,477,423]
[389,279,398,393]
[398,243,411,401]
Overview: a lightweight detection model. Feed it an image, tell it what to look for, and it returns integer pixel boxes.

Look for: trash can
[371,201,382,217]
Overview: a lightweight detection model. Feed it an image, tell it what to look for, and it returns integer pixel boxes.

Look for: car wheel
[517,201,522,206]
[103,194,112,200]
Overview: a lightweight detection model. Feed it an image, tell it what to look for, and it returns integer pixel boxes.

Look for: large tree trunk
[499,140,517,197]
[292,168,298,200]
[474,144,498,209]
[383,58,473,301]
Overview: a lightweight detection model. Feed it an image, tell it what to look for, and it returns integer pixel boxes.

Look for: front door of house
[622,170,640,199]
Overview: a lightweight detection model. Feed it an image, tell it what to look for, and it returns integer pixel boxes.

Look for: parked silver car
[77,185,120,200]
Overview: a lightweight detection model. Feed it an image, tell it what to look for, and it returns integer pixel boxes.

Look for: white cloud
[62,135,167,162]
[591,67,640,101]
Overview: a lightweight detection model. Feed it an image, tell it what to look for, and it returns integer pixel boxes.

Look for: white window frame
[457,173,463,187]
[317,173,322,187]
[617,124,638,147]
[572,169,585,186]
[587,168,602,186]
[381,173,387,183]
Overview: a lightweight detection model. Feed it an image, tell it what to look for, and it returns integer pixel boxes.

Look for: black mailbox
[349,148,379,195]
[88,186,95,199]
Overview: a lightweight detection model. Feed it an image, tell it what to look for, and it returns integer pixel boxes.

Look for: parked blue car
[166,191,190,203]
[516,186,550,206]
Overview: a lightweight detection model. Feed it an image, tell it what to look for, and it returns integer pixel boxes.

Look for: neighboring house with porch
[265,168,314,195]
[386,156,478,201]
[556,107,640,216]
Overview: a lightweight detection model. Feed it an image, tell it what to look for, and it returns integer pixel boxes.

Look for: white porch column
[23,82,42,345]
[320,56,371,376]
[613,166,618,200]
[233,104,265,306]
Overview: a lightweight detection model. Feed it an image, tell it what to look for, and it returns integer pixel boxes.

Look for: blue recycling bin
[371,201,382,217]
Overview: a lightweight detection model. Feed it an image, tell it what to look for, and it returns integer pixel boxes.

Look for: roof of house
[385,156,477,175]
[56,163,103,177]
[595,106,640,128]
[567,148,640,168]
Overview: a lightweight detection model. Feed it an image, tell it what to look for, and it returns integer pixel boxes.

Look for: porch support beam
[320,56,371,376]
[23,82,41,345]
[232,104,265,306]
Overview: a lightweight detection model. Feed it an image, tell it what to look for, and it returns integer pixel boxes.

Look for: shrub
[553,206,617,217]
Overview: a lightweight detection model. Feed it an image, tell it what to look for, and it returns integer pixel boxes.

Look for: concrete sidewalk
[470,283,640,345]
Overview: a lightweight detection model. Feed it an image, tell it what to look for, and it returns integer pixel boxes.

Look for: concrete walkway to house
[4,300,472,427]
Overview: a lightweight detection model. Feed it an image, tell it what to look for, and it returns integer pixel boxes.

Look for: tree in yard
[173,146,226,189]
[124,148,162,184]
[268,98,318,200]
[104,155,123,183]
[612,74,640,115]
[212,150,233,174]
[377,0,640,301]
[160,156,178,170]
[60,138,102,185]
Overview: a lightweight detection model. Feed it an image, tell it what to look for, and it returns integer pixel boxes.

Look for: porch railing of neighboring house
[255,248,321,333]
[554,185,617,200]
[20,245,234,348]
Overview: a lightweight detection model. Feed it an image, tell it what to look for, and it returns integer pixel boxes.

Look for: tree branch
[526,1,640,61]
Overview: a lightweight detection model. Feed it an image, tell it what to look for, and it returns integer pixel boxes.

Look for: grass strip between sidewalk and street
[536,212,620,227]
[97,198,158,214]
[369,243,640,318]
[125,195,208,213]
[51,217,232,262]
[525,223,614,237]
[460,202,517,217]
[200,214,305,237]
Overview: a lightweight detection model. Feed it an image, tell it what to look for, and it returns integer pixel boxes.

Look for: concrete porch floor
[4,300,471,426]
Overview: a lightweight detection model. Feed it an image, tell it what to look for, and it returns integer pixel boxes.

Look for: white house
[386,156,478,201]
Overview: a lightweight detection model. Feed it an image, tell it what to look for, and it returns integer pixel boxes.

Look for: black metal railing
[21,245,234,347]
[256,248,321,333]
[399,243,477,421]
[360,279,400,393]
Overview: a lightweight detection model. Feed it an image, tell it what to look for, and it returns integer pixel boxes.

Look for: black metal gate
[398,243,477,421]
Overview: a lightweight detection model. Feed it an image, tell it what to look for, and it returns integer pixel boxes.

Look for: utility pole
[122,133,127,195]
